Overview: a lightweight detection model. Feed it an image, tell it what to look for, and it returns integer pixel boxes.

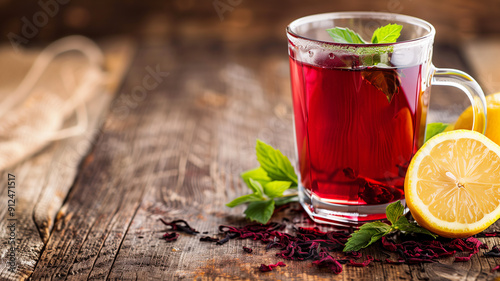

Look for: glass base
[298,184,406,227]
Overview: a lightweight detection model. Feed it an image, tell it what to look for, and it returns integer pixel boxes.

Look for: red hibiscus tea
[287,13,434,225]
[288,12,487,225]
[289,57,425,215]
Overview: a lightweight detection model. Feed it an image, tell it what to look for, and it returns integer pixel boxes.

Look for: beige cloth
[0,36,106,170]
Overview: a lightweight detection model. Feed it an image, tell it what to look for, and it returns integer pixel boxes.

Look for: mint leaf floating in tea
[326,24,403,101]
[343,200,437,252]
[425,122,450,142]
[326,23,402,45]
[226,140,298,224]
[371,23,403,44]
[361,68,401,103]
[326,27,367,44]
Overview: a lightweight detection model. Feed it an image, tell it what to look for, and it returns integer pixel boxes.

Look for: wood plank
[107,41,500,281]
[27,43,386,280]
[28,38,500,280]
[0,38,134,281]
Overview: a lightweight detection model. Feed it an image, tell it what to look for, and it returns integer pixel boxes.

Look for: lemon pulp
[405,130,500,238]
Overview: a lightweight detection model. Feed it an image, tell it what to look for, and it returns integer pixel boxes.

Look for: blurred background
[1,0,499,124]
[1,0,499,48]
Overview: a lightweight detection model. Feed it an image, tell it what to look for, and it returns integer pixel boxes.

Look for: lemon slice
[405,130,500,238]
[454,92,500,146]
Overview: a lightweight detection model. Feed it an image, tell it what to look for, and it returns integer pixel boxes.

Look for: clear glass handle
[431,66,487,134]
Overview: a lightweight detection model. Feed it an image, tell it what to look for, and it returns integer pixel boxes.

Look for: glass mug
[287,12,487,225]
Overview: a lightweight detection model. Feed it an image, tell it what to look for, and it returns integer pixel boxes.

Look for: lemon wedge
[454,92,500,146]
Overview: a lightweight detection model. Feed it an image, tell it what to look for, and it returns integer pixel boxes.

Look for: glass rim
[286,11,436,46]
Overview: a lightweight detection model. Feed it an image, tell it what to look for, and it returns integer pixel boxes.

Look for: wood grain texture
[1,8,500,279]
[23,38,500,281]
[0,38,134,281]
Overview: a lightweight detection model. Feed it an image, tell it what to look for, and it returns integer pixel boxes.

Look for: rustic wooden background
[0,1,500,280]
[0,0,500,45]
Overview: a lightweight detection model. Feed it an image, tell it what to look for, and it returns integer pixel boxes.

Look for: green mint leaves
[326,24,402,68]
[425,122,450,142]
[226,140,298,224]
[326,23,403,44]
[326,27,366,44]
[344,222,392,252]
[244,199,275,225]
[256,140,298,185]
[371,24,403,44]
[343,201,437,252]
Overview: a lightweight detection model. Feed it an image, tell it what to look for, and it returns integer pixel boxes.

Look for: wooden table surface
[2,12,500,281]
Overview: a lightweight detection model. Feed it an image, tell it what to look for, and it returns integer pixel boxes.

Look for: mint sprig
[226,140,298,224]
[256,140,298,185]
[244,200,275,225]
[326,23,402,68]
[326,23,403,44]
[326,27,366,44]
[371,24,403,44]
[425,122,450,143]
[343,201,437,252]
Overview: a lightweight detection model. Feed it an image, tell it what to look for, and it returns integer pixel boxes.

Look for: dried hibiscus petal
[243,246,253,253]
[343,168,357,179]
[484,245,500,257]
[216,233,238,245]
[216,222,349,273]
[349,255,374,267]
[482,232,500,237]
[200,236,219,242]
[163,232,179,242]
[379,235,489,264]
[361,68,401,103]
[259,261,286,272]
[312,255,343,274]
[452,237,486,262]
[358,180,396,204]
[259,264,273,272]
[345,251,362,259]
[165,217,493,272]
[160,219,199,235]
[385,258,405,264]
[381,237,399,252]
[342,168,402,204]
